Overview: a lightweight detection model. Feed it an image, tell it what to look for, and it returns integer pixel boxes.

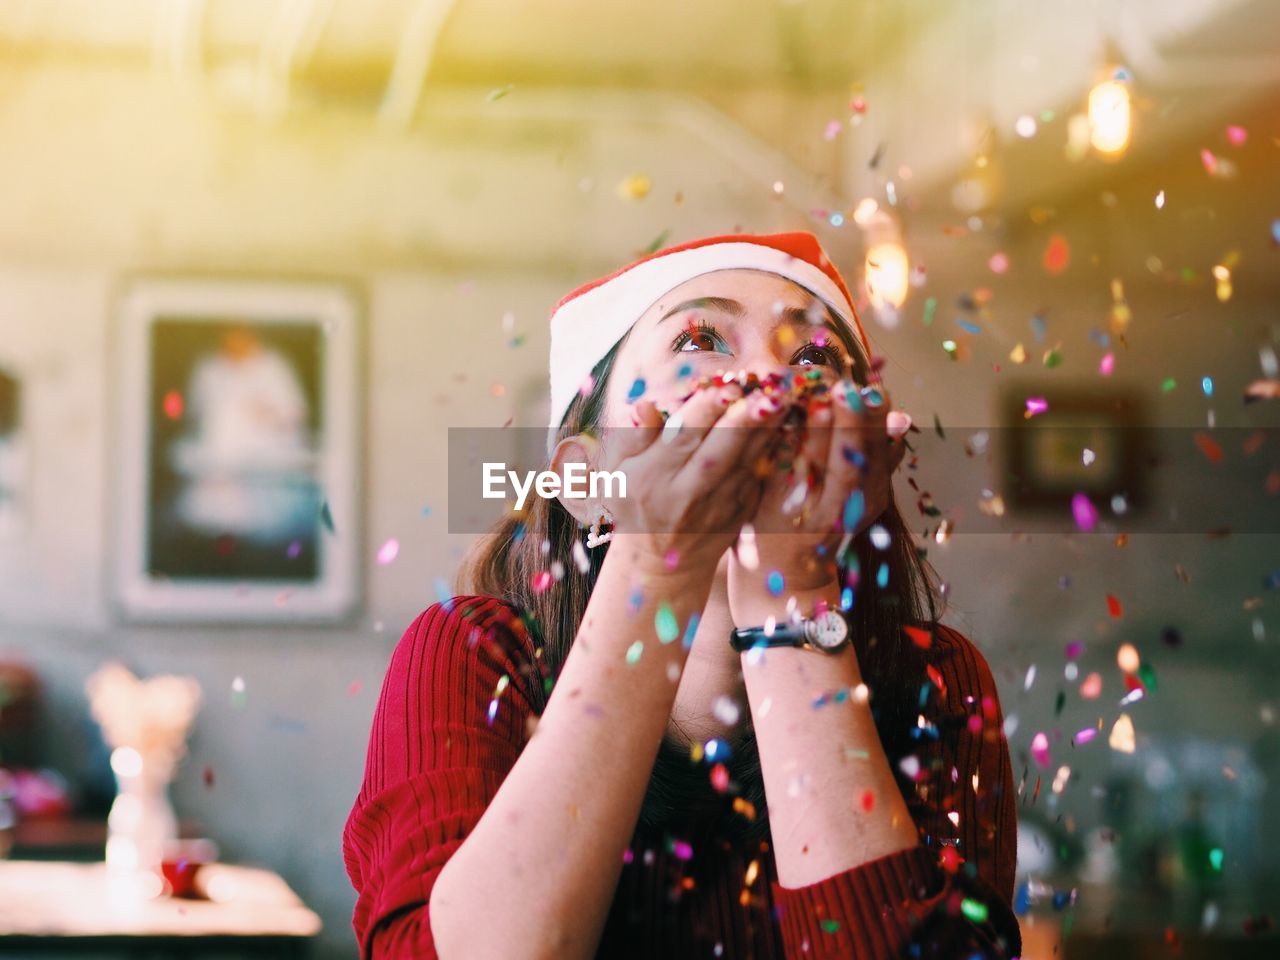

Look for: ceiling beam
[378,0,458,132]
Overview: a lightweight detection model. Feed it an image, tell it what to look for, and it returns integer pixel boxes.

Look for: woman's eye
[793,343,842,367]
[672,323,730,354]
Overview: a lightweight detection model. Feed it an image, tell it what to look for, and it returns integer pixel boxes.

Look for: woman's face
[601,268,870,428]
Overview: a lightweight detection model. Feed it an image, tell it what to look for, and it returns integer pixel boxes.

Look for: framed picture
[1001,386,1147,513]
[113,279,360,623]
[0,366,25,538]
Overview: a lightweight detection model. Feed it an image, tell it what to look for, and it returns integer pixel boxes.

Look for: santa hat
[546,231,868,452]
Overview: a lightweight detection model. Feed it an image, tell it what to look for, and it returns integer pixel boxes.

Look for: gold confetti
[616,174,652,201]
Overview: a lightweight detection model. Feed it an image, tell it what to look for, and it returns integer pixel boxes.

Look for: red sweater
[343,596,1022,959]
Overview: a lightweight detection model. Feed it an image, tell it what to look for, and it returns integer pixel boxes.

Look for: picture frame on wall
[0,366,25,539]
[113,278,361,623]
[1000,385,1147,514]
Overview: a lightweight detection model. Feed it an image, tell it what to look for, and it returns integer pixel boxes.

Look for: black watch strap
[729,623,807,652]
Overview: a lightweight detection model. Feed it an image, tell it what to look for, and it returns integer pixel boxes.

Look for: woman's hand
[591,379,791,575]
[727,378,911,621]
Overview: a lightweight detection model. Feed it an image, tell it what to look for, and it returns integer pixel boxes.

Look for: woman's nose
[723,349,789,385]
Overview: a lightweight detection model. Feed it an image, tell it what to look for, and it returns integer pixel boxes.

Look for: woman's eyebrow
[776,303,857,356]
[658,296,745,323]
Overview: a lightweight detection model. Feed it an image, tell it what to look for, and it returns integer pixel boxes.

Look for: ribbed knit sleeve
[342,597,539,960]
[767,624,1021,959]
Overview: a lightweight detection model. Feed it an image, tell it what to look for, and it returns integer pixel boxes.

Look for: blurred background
[0,0,1277,957]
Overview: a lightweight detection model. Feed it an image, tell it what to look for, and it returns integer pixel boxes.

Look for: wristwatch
[730,609,851,654]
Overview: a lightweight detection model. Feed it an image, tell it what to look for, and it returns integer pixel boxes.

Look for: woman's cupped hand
[585,379,791,574]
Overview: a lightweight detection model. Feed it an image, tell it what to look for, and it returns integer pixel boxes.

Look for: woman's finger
[651,381,742,465]
[600,397,663,472]
[679,389,787,491]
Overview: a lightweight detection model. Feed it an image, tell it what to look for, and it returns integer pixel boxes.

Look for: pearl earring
[585,505,616,548]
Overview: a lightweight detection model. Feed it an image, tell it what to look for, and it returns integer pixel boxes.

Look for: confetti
[710,763,730,792]
[1080,672,1102,699]
[1117,643,1140,673]
[616,174,652,201]
[230,675,247,709]
[625,640,644,665]
[376,538,400,565]
[1042,233,1070,274]
[1106,593,1123,618]
[1213,263,1232,301]
[766,571,784,596]
[1025,396,1048,418]
[319,500,336,534]
[904,625,933,649]
[571,539,591,574]
[1195,432,1224,463]
[988,252,1009,274]
[673,611,697,651]
[162,390,184,420]
[1072,492,1098,532]
[485,84,514,101]
[644,229,671,254]
[961,898,990,923]
[655,601,679,644]
[842,490,865,532]
[1031,731,1051,767]
[1099,351,1115,376]
[1109,713,1136,753]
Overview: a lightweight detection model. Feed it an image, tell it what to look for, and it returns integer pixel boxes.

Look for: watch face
[811,611,849,650]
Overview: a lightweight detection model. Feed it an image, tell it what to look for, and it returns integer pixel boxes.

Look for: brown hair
[456,301,942,846]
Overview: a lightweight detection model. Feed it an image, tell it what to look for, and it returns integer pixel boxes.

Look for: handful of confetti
[666,368,840,429]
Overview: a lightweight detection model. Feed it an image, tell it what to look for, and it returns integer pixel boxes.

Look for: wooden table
[0,860,322,957]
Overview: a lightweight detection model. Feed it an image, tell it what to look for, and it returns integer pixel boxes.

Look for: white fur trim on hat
[546,242,860,454]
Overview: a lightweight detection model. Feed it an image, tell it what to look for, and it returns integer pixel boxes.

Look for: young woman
[343,232,1021,959]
